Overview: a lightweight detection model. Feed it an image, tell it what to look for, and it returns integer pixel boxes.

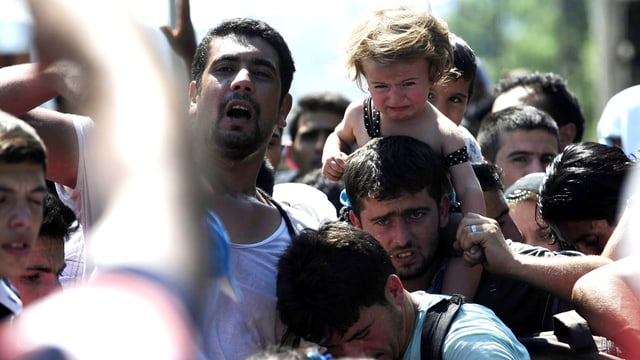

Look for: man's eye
[428,92,435,99]
[408,211,426,220]
[374,218,390,226]
[449,96,462,103]
[214,66,234,74]
[511,156,528,163]
[22,273,40,282]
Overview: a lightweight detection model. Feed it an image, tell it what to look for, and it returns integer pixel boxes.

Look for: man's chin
[395,265,426,281]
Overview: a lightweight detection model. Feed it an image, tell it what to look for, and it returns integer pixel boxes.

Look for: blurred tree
[444,0,597,141]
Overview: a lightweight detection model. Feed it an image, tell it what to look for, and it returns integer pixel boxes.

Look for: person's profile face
[9,235,65,307]
[320,302,403,359]
[0,162,46,278]
[483,190,523,242]
[553,219,613,255]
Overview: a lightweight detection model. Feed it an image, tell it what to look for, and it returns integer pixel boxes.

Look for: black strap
[363,97,381,138]
[421,294,465,360]
[256,188,302,349]
[256,187,297,240]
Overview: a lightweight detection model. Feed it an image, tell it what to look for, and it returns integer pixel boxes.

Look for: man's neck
[206,155,263,197]
[401,253,444,293]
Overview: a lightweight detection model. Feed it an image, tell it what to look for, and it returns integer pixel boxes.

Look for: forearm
[508,254,611,301]
[0,63,59,115]
[572,258,640,358]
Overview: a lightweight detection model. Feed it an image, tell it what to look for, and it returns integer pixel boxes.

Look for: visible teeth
[8,243,26,249]
[232,105,248,111]
[397,252,412,259]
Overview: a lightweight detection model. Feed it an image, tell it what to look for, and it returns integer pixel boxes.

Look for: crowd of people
[0,1,638,359]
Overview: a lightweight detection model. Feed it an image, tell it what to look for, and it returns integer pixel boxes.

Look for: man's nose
[230,69,254,93]
[10,199,37,229]
[393,220,412,247]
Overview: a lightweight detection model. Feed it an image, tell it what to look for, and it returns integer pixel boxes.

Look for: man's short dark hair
[276,222,395,344]
[539,142,634,227]
[477,105,560,163]
[0,111,47,172]
[472,161,504,192]
[494,72,585,142]
[191,18,295,103]
[343,136,446,217]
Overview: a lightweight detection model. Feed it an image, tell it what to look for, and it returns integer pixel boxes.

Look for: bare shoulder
[433,108,465,153]
[340,97,369,147]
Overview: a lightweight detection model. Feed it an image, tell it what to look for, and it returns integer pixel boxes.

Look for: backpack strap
[421,294,465,360]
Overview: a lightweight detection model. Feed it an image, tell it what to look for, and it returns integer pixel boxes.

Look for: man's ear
[559,123,577,149]
[188,81,198,104]
[385,275,405,306]
[349,210,362,228]
[278,94,293,128]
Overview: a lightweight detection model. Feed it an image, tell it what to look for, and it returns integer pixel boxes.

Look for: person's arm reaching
[455,213,611,301]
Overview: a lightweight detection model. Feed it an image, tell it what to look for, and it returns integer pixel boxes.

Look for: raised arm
[321,102,358,181]
[159,0,196,77]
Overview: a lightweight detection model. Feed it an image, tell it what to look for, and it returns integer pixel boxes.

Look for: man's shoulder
[273,183,337,227]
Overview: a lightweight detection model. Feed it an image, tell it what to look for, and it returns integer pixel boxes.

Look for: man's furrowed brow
[346,324,371,342]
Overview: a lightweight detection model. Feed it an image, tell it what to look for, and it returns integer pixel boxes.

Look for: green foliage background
[443,0,597,141]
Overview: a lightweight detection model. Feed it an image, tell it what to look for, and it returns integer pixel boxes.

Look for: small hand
[322,154,347,181]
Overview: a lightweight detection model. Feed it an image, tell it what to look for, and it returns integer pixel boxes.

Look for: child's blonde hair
[345,6,453,91]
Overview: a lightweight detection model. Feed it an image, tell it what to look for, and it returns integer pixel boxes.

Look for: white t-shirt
[597,85,640,158]
[202,205,319,360]
[55,115,94,284]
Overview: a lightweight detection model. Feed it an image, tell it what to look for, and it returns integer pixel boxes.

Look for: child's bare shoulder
[341,97,371,146]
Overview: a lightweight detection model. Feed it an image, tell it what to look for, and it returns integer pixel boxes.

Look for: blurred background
[1,0,636,141]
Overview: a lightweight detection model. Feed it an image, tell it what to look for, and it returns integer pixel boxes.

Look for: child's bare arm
[322,104,359,181]
[442,257,482,300]
[450,162,486,215]
[440,120,486,216]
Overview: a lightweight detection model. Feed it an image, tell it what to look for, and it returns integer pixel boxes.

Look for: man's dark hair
[539,142,634,227]
[472,161,504,192]
[191,18,295,103]
[477,105,560,163]
[287,92,350,141]
[449,33,477,99]
[40,191,75,240]
[343,136,446,217]
[276,222,395,344]
[299,168,344,216]
[0,112,47,172]
[494,72,585,142]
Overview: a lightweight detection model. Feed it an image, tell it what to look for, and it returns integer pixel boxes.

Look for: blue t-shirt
[403,291,530,360]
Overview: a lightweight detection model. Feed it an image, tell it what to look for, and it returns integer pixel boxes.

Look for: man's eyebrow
[368,210,395,223]
[401,206,431,215]
[505,150,533,158]
[25,265,53,273]
[346,324,371,343]
[0,184,47,193]
[253,58,277,72]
